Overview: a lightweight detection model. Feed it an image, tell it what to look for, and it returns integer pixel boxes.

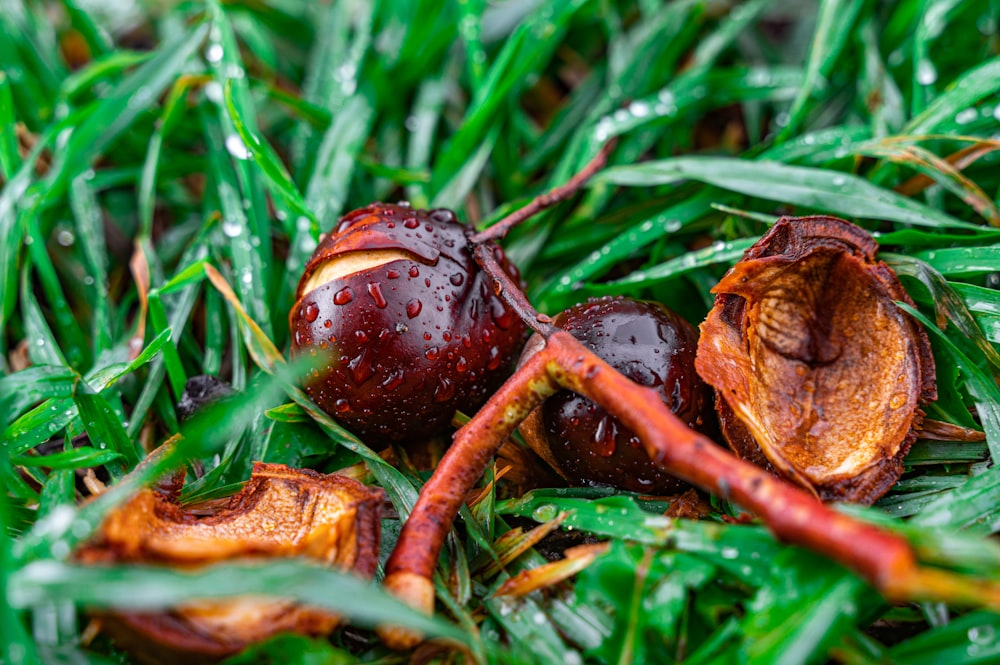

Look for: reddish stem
[376,137,1000,651]
[472,244,555,336]
[469,141,616,245]
[380,333,928,650]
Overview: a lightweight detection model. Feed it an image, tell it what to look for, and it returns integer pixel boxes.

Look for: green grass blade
[41,22,209,202]
[597,157,982,230]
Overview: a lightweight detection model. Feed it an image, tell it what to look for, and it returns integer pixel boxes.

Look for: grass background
[2,0,1000,663]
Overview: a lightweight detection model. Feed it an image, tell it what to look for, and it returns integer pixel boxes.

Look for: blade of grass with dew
[69,175,112,356]
[512,0,775,274]
[914,245,1000,278]
[59,51,151,102]
[910,0,983,118]
[37,22,209,205]
[902,304,1000,461]
[223,81,312,221]
[9,559,469,646]
[303,93,375,231]
[404,74,450,208]
[889,609,1000,664]
[886,255,1000,379]
[533,189,729,308]
[0,109,84,358]
[914,465,1000,533]
[777,0,864,142]
[206,3,274,338]
[3,331,169,462]
[22,216,88,368]
[0,366,77,417]
[521,0,705,174]
[0,72,19,179]
[589,238,755,293]
[73,380,139,472]
[17,268,67,368]
[12,448,123,470]
[952,282,1000,345]
[429,0,590,206]
[906,56,1000,135]
[290,0,372,180]
[596,157,983,230]
[741,552,869,665]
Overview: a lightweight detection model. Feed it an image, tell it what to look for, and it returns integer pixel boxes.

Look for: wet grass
[2,0,1000,663]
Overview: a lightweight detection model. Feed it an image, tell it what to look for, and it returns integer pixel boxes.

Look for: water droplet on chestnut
[368,282,388,308]
[334,288,353,305]
[429,209,456,224]
[382,370,405,392]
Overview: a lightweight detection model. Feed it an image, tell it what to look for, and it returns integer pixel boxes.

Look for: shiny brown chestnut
[518,296,715,494]
[290,203,526,444]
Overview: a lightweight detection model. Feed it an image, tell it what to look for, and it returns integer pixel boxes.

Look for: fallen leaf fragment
[494,543,610,598]
[76,462,383,664]
[695,216,936,504]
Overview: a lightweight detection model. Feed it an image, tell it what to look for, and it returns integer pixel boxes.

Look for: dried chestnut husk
[76,462,383,664]
[519,296,715,494]
[695,216,936,504]
[290,203,526,444]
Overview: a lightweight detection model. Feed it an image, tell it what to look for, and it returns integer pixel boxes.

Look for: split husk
[76,462,383,664]
[695,216,936,503]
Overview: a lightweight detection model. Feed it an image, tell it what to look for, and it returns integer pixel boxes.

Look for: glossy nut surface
[520,296,714,494]
[290,203,525,444]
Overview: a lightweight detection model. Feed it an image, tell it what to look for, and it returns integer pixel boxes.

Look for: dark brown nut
[695,216,936,504]
[519,296,715,494]
[290,203,526,444]
[76,462,383,664]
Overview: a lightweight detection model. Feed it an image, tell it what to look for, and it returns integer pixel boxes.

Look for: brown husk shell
[695,216,936,504]
[76,462,383,664]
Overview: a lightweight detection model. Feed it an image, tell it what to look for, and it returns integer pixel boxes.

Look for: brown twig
[469,140,616,245]
[375,133,1000,649]
[380,329,1000,648]
[472,244,555,336]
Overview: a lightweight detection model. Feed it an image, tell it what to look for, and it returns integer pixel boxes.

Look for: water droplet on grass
[206,43,224,63]
[225,134,251,160]
[222,219,241,237]
[916,59,938,85]
[334,288,354,305]
[956,108,978,125]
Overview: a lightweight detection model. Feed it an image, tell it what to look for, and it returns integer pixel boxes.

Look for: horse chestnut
[290,203,525,443]
[518,297,715,494]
